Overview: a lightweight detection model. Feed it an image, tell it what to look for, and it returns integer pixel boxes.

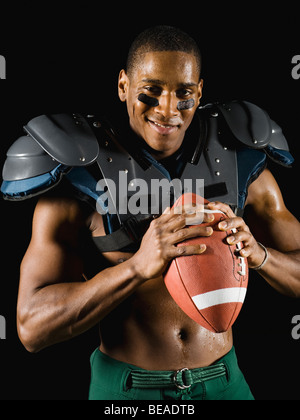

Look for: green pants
[89,346,254,400]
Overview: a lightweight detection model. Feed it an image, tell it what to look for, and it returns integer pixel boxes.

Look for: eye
[176,88,192,98]
[144,86,162,96]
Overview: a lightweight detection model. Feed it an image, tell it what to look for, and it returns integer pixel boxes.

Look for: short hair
[126,26,202,80]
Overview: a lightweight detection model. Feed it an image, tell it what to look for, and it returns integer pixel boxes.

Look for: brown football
[164,193,248,333]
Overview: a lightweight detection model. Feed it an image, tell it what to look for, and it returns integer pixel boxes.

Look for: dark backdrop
[0,6,299,400]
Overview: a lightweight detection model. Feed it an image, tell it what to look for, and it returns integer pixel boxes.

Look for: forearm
[18,259,143,352]
[255,248,300,298]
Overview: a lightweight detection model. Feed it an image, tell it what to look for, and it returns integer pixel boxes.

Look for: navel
[178,329,188,341]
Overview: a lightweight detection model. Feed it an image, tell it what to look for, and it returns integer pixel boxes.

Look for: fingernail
[199,244,206,252]
[219,221,227,229]
[227,236,235,244]
[240,249,248,257]
[206,227,213,235]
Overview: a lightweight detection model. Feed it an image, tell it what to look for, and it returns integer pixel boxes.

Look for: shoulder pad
[2,135,58,181]
[24,113,99,166]
[215,100,290,151]
[1,135,70,201]
[268,119,290,151]
[199,101,294,168]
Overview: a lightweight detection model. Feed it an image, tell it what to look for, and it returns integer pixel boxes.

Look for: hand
[206,201,266,269]
[132,205,214,282]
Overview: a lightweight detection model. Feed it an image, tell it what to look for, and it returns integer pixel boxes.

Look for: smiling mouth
[147,118,180,135]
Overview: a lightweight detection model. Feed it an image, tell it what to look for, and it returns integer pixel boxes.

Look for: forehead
[132,51,200,86]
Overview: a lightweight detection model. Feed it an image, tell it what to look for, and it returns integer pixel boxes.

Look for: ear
[118,70,130,102]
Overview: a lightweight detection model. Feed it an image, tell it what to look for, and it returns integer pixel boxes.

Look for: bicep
[19,198,85,299]
[245,169,300,252]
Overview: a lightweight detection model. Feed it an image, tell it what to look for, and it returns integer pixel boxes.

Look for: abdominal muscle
[99,256,233,371]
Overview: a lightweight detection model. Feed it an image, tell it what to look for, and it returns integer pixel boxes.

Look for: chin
[149,137,171,149]
[146,142,181,160]
[144,133,183,154]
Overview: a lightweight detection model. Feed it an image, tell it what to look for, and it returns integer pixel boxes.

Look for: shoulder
[246,169,285,215]
[32,194,91,244]
[245,169,300,253]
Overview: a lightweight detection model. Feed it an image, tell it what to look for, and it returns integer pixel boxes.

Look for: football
[164,193,248,333]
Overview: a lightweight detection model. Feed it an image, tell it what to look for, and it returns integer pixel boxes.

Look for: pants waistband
[90,346,237,393]
[129,363,227,390]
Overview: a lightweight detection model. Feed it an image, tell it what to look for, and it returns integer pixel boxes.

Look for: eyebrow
[180,82,199,88]
[141,78,198,89]
[142,78,166,85]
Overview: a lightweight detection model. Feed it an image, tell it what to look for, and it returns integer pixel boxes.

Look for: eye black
[138,94,159,107]
[177,98,195,111]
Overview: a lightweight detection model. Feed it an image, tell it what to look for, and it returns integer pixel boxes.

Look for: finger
[207,201,236,219]
[154,206,175,224]
[185,210,214,226]
[171,225,213,244]
[174,203,205,213]
[173,203,213,220]
[239,246,251,258]
[173,203,215,225]
[164,203,216,225]
[218,217,250,232]
[168,210,214,231]
[226,230,252,245]
[166,213,188,233]
[162,206,171,215]
[167,243,207,259]
[165,210,204,232]
[160,204,201,221]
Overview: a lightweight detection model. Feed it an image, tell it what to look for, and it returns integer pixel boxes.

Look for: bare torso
[89,211,233,370]
[17,169,300,367]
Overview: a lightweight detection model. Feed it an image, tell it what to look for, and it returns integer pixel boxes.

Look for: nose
[155,93,179,119]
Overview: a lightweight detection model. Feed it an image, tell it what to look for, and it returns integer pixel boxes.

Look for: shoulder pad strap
[216,101,272,149]
[24,113,99,166]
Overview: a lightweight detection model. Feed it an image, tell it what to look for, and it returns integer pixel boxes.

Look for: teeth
[152,121,173,128]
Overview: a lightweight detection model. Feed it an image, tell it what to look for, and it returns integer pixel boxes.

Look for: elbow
[17,322,42,353]
[284,279,300,299]
[17,310,44,353]
[292,288,300,299]
[288,273,300,299]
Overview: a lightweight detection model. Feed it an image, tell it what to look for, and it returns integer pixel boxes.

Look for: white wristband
[252,242,269,271]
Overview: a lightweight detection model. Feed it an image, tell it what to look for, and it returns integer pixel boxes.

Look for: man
[2,26,300,400]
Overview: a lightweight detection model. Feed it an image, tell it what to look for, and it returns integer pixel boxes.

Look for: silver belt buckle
[173,367,192,390]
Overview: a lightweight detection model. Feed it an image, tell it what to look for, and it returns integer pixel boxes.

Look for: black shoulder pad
[24,113,99,166]
[216,100,289,150]
[269,119,290,151]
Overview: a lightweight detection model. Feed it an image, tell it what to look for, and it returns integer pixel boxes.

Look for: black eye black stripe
[177,98,195,111]
[138,94,195,111]
[138,94,159,107]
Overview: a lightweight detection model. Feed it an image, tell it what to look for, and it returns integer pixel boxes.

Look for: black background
[0,5,299,400]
